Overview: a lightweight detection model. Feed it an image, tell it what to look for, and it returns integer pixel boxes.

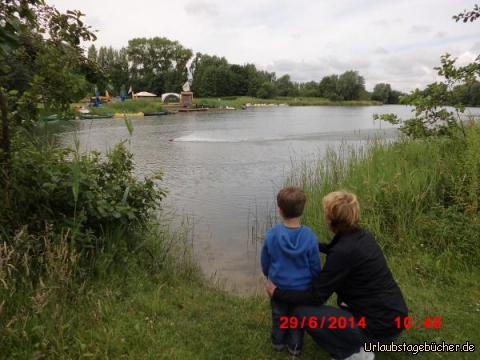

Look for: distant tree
[319,75,340,100]
[372,83,392,103]
[127,37,192,94]
[336,71,365,100]
[191,54,233,97]
[452,81,480,106]
[257,81,276,99]
[275,74,298,97]
[298,81,321,97]
[372,83,404,104]
[87,44,97,63]
[229,64,249,96]
[388,90,403,104]
[253,70,276,97]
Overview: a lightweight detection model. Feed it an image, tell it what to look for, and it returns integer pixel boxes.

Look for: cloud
[374,47,389,55]
[410,25,432,34]
[264,57,371,83]
[372,19,389,28]
[47,0,478,92]
[185,1,218,16]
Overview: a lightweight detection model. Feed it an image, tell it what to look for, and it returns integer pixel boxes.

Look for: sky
[49,0,480,92]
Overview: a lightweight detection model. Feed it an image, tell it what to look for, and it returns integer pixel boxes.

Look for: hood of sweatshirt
[275,224,310,256]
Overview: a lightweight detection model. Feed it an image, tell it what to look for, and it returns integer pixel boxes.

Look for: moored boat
[143,111,169,116]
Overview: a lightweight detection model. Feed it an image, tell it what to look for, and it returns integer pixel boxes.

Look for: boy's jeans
[271,299,304,351]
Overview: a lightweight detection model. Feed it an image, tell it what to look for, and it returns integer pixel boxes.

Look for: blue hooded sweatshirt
[261,224,321,291]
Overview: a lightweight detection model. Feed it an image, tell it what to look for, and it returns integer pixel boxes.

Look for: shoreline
[83,96,384,118]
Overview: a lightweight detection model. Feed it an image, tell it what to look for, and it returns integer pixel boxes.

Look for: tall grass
[0,220,199,359]
[292,126,480,270]
[281,125,480,356]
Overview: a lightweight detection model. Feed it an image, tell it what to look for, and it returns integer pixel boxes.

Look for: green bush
[0,135,165,268]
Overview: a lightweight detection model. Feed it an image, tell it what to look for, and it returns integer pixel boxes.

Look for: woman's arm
[318,242,329,253]
[272,247,353,305]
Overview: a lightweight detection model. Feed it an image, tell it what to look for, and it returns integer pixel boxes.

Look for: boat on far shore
[80,114,114,120]
[143,111,169,116]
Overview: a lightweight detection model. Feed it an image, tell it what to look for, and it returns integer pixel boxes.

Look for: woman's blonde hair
[322,191,360,232]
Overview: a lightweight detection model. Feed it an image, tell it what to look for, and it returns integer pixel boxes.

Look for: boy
[261,186,321,356]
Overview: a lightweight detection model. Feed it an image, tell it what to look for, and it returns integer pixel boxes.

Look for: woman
[265,191,408,360]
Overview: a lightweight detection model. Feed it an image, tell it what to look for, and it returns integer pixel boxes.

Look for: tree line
[87,38,408,103]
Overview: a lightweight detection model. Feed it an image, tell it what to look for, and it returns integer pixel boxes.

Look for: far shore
[84,96,384,117]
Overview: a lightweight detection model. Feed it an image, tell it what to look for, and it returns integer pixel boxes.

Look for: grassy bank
[85,96,381,116]
[2,126,479,359]
[88,98,164,116]
[289,123,480,358]
[195,96,382,108]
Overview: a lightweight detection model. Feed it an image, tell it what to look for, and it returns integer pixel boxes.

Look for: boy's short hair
[277,186,306,219]
[323,191,360,232]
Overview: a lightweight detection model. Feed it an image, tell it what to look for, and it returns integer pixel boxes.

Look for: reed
[290,129,480,270]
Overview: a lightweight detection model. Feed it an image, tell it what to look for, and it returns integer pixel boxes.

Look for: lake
[58,105,476,294]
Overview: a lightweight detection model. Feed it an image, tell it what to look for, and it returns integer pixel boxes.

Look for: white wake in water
[173,129,397,143]
[173,133,286,143]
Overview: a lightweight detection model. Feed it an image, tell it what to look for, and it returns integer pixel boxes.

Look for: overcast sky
[50,0,480,92]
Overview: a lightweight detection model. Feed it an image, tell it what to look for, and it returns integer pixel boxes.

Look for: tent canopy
[161,93,180,102]
[134,91,157,97]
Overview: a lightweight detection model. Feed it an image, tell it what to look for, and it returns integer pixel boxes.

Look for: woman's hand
[265,279,277,298]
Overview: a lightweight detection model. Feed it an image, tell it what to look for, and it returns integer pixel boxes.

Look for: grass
[2,125,480,359]
[88,98,164,115]
[79,96,380,117]
[2,258,477,359]
[195,96,382,108]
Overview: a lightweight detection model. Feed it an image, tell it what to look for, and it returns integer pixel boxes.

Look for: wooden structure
[179,91,194,108]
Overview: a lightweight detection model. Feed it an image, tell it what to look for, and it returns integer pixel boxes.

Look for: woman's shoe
[287,344,302,357]
[332,348,374,360]
[272,343,285,352]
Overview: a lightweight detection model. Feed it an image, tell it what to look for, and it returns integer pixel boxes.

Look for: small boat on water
[178,108,208,112]
[114,112,144,118]
[143,111,169,116]
[80,114,114,120]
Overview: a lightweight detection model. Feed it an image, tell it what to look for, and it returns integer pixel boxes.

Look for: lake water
[57,105,478,294]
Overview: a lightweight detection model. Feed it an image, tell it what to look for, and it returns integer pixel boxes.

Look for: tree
[298,81,321,97]
[127,37,192,94]
[375,53,480,138]
[319,75,340,100]
[453,4,480,22]
[0,1,96,164]
[94,46,129,95]
[229,64,249,96]
[191,54,232,97]
[275,75,298,97]
[87,44,97,63]
[336,71,365,100]
[30,43,90,117]
[371,83,403,104]
[257,81,276,99]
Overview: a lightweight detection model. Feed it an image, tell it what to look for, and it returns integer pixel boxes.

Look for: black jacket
[272,228,408,339]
